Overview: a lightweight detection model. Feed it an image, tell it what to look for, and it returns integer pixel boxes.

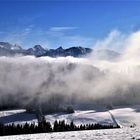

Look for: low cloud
[1,30,140,110]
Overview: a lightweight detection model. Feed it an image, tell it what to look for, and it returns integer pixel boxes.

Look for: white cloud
[93,30,127,52]
[49,26,77,32]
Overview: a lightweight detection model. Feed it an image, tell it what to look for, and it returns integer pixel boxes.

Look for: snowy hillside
[0,109,114,126]
[0,105,140,127]
[0,105,140,139]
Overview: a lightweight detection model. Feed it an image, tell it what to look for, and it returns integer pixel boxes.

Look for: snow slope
[0,109,115,126]
[0,109,37,125]
[1,105,140,139]
[0,105,140,127]
[110,105,140,127]
[44,110,114,126]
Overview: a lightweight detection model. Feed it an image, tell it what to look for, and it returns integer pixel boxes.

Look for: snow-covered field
[1,127,140,140]
[1,105,140,139]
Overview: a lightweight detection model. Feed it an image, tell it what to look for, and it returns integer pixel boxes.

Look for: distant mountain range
[0,42,120,59]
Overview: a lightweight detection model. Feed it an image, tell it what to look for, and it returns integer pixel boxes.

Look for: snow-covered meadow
[0,105,140,139]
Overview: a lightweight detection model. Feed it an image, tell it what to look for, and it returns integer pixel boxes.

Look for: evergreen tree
[53,120,59,132]
[70,121,75,131]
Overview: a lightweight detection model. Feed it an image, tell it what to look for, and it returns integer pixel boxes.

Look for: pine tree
[70,121,75,131]
[53,120,59,132]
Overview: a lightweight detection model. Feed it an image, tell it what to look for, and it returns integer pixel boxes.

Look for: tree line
[0,120,120,136]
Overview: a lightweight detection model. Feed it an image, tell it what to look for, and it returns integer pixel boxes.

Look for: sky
[0,0,140,49]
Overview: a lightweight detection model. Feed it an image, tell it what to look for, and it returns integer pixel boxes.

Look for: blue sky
[0,0,140,49]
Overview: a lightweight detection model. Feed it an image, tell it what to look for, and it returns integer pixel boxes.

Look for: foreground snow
[1,127,140,140]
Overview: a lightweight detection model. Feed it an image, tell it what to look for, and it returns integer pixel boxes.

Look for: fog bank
[1,30,140,109]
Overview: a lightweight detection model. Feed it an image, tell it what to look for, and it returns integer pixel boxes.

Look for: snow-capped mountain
[11,44,22,50]
[0,42,120,59]
[0,42,23,56]
[44,46,92,57]
[64,46,92,57]
[0,42,93,57]
[26,45,47,56]
[0,42,22,50]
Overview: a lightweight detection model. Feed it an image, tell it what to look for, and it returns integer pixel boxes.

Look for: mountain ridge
[0,42,120,59]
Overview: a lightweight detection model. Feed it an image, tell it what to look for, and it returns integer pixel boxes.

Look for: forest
[0,119,120,136]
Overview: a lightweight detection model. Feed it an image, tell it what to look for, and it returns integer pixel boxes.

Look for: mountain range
[0,42,120,59]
